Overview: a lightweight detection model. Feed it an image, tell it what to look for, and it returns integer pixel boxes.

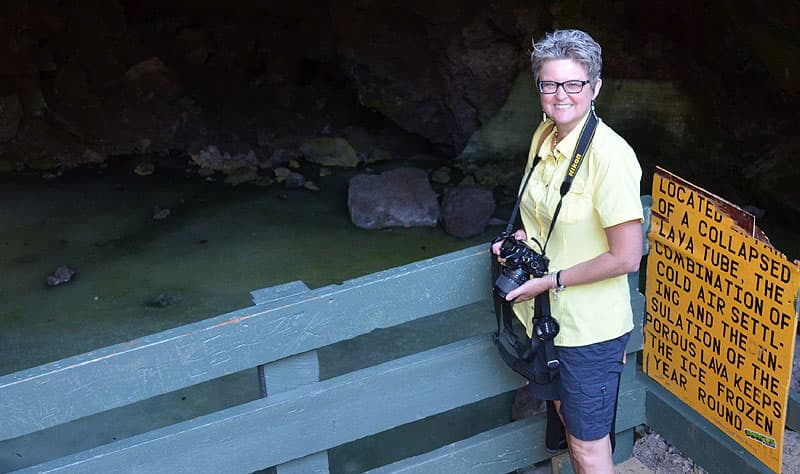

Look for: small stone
[430,166,451,184]
[284,172,306,189]
[134,162,155,176]
[46,265,76,286]
[153,206,170,220]
[145,291,183,308]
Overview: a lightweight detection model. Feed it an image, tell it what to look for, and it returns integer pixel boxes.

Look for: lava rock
[46,265,76,287]
[348,167,439,229]
[441,184,495,238]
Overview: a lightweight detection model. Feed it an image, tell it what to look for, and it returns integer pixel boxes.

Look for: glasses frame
[537,80,591,95]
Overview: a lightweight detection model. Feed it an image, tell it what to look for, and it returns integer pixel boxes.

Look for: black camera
[493,234,549,300]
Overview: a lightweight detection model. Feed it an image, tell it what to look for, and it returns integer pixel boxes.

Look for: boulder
[441,184,495,238]
[0,94,22,142]
[348,167,439,229]
[300,137,359,167]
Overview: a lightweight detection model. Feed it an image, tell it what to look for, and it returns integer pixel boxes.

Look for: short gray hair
[530,29,602,86]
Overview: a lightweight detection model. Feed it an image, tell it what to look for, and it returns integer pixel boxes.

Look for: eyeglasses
[537,80,591,94]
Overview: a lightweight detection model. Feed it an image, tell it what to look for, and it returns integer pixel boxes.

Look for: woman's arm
[504,219,641,302]
[557,219,642,288]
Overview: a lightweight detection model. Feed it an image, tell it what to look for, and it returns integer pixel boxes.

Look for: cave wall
[0,0,798,216]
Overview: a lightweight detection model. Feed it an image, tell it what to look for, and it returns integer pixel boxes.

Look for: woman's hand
[491,229,528,260]
[504,274,552,302]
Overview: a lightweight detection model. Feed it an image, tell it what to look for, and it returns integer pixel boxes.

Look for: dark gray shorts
[557,332,630,441]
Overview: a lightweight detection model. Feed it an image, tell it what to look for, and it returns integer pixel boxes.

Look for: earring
[542,112,548,121]
[591,100,597,115]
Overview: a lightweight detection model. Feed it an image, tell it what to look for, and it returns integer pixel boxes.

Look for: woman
[492,29,643,473]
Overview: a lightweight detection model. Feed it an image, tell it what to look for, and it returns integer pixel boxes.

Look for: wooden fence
[0,195,797,473]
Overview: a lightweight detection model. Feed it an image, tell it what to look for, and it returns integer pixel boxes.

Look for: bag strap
[501,122,554,238]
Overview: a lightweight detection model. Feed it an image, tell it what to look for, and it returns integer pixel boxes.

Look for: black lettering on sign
[657,220,694,252]
[731,307,781,350]
[654,280,681,306]
[686,300,713,327]
[700,347,729,381]
[754,273,785,304]
[696,286,726,313]
[680,353,706,385]
[719,319,748,351]
[726,377,776,436]
[750,362,780,397]
[699,386,743,430]
[701,243,740,278]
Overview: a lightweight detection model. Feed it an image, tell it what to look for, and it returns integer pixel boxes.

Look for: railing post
[252,281,330,474]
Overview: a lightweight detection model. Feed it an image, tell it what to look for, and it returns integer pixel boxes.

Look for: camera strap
[531,111,598,254]
[492,111,599,383]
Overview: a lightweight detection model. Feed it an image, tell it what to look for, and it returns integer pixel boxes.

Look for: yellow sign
[644,168,799,473]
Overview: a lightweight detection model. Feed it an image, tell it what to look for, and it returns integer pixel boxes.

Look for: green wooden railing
[0,196,796,474]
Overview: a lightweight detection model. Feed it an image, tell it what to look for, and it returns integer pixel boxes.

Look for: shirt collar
[552,112,592,158]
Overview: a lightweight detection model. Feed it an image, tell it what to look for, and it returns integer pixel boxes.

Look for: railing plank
[363,382,645,474]
[250,280,311,306]
[18,336,525,474]
[0,245,493,441]
[363,417,548,474]
[788,390,800,432]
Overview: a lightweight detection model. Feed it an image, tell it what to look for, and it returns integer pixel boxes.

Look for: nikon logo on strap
[568,153,582,177]
[558,112,598,198]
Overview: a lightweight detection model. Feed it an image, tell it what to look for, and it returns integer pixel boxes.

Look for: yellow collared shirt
[513,113,643,347]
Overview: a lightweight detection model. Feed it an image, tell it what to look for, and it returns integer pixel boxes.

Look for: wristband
[556,270,565,290]
[551,270,566,300]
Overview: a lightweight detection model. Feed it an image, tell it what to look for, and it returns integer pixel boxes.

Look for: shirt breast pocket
[561,176,593,223]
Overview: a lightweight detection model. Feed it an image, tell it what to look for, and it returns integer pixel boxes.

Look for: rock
[223,166,258,186]
[745,139,800,219]
[332,3,530,151]
[191,146,260,185]
[284,171,306,189]
[46,265,76,287]
[273,167,291,180]
[510,387,544,420]
[145,291,183,308]
[171,28,210,66]
[458,72,540,162]
[341,125,392,163]
[0,94,22,142]
[633,429,706,473]
[300,137,359,167]
[153,206,170,220]
[134,162,155,176]
[348,167,439,229]
[81,149,106,165]
[784,429,800,474]
[441,184,495,238]
[123,57,183,103]
[430,166,451,184]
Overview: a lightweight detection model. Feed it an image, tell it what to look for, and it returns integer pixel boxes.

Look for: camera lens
[493,267,530,300]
